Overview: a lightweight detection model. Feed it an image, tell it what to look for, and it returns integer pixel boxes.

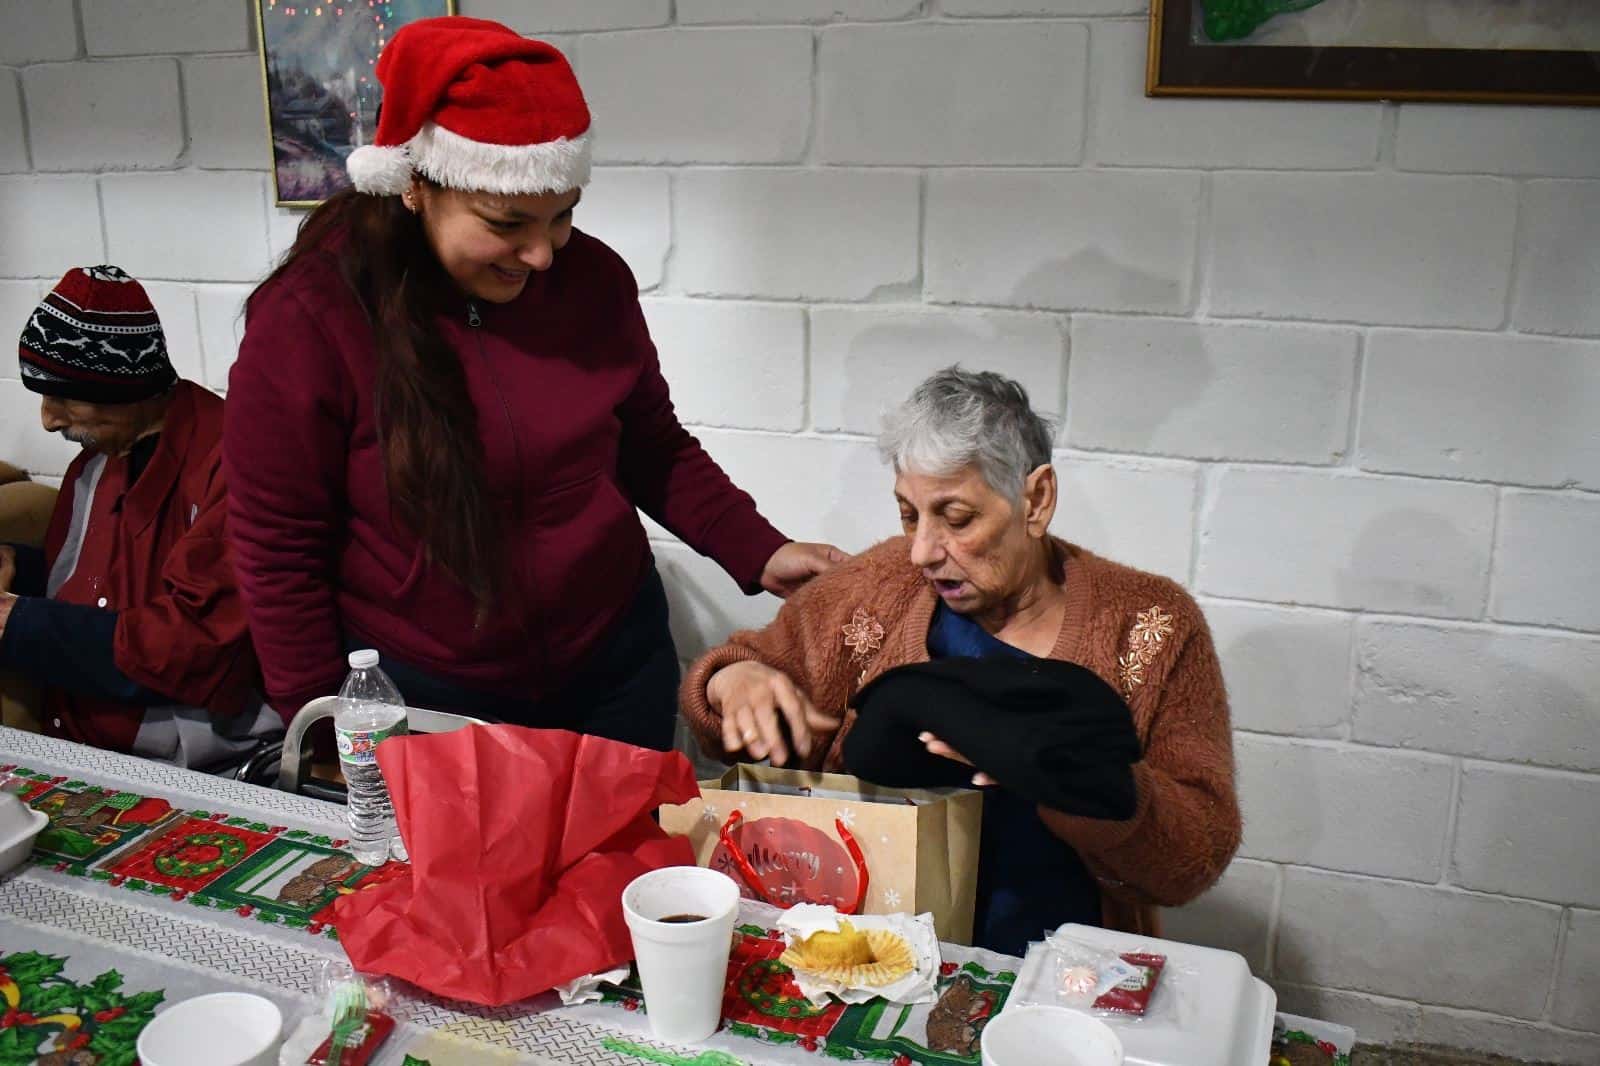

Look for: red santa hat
[346,16,592,197]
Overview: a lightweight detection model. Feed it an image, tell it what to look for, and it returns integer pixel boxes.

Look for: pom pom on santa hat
[346,16,591,197]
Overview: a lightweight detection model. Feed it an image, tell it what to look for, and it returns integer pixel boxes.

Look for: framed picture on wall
[256,0,456,207]
[1148,1,1600,105]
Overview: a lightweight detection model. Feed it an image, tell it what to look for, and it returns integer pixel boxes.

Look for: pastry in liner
[780,921,917,988]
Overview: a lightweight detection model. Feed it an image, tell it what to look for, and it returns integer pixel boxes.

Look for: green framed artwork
[1148,0,1600,105]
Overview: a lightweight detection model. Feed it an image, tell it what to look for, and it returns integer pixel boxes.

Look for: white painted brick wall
[0,176,105,277]
[0,281,46,352]
[1050,452,1197,583]
[1204,601,1352,738]
[1067,316,1357,463]
[810,305,1065,435]
[183,55,271,171]
[194,283,250,392]
[1354,620,1600,773]
[1452,763,1600,908]
[1161,856,1277,974]
[1395,105,1600,179]
[1553,909,1600,1032]
[1198,468,1496,617]
[926,169,1201,313]
[80,0,251,56]
[1235,736,1454,881]
[0,73,27,173]
[678,1,923,24]
[818,23,1086,165]
[674,169,919,300]
[1270,985,1421,1048]
[0,378,80,476]
[1087,21,1378,170]
[1359,329,1600,490]
[0,0,79,64]
[580,168,671,292]
[640,298,805,432]
[456,0,670,34]
[140,280,203,385]
[1275,869,1563,1018]
[581,29,811,164]
[7,5,1600,1055]
[1209,173,1517,327]
[1492,491,1600,634]
[24,60,183,172]
[1413,1010,1600,1066]
[102,171,271,282]
[1513,180,1600,337]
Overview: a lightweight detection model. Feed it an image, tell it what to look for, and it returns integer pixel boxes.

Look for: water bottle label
[335,720,407,765]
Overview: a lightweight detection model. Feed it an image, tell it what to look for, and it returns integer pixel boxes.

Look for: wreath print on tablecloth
[152,831,248,879]
[736,958,827,1020]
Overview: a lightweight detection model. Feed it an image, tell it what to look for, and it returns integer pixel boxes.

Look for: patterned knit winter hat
[346,16,591,197]
[18,265,177,404]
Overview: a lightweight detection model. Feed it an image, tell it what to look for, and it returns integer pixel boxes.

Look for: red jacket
[42,380,261,751]
[224,229,786,717]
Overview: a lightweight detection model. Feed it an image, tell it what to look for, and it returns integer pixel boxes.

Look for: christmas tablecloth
[0,728,1023,1066]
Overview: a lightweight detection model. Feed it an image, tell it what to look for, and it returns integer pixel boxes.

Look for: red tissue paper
[333,724,699,1006]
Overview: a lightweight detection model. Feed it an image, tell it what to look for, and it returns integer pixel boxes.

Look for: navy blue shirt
[926,603,1102,955]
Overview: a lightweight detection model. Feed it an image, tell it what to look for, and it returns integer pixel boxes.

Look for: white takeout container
[1009,924,1276,1066]
[981,1003,1124,1066]
[136,992,283,1066]
[0,791,47,875]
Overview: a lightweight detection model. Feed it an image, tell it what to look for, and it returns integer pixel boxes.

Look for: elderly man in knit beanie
[0,265,278,769]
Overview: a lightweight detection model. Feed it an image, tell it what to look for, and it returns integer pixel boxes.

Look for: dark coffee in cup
[658,913,709,924]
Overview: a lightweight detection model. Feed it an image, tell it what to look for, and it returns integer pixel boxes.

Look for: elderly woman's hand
[707,660,841,767]
[919,732,999,788]
[759,541,850,599]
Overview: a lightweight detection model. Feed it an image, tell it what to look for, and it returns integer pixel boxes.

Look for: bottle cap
[347,649,380,669]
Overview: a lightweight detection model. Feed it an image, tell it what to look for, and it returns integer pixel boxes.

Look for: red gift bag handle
[718,810,870,915]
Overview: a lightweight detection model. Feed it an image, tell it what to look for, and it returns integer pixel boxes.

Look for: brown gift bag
[658,763,984,944]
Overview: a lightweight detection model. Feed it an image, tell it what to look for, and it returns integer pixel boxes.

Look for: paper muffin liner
[775,904,941,1006]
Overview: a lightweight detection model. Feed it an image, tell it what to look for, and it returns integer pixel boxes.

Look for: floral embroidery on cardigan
[841,608,885,685]
[1118,605,1175,698]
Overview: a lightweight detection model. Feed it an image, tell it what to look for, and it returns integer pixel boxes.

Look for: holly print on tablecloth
[103,816,274,893]
[0,949,163,1066]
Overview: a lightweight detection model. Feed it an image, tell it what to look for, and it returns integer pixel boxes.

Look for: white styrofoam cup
[621,865,740,1045]
[981,1003,1124,1066]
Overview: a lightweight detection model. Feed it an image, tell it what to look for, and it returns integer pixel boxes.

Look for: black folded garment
[843,658,1142,821]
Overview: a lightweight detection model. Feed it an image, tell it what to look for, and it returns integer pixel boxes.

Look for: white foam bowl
[136,992,283,1066]
[981,1004,1124,1066]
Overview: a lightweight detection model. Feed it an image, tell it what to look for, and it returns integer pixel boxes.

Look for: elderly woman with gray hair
[680,367,1240,951]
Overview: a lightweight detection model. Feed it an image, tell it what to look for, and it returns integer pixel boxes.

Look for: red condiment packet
[306,1010,396,1066]
[1092,952,1165,1016]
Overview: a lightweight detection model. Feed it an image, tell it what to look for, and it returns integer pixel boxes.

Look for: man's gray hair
[877,366,1056,499]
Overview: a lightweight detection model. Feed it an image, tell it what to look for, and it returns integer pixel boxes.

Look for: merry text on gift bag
[658,764,983,944]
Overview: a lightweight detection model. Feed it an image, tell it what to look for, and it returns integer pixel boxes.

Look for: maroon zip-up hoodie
[223,229,786,717]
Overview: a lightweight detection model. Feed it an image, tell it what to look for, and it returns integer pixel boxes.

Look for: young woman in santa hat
[224,16,844,747]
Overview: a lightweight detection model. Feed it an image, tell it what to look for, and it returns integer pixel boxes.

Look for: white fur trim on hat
[347,143,415,196]
[407,122,592,196]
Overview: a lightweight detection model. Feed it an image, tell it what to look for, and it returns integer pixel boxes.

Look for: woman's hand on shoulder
[707,660,841,767]
[760,541,850,599]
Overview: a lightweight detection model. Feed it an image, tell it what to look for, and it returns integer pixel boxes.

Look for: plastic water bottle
[335,650,408,865]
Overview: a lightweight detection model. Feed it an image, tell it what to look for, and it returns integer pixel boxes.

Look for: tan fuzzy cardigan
[680,537,1242,938]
